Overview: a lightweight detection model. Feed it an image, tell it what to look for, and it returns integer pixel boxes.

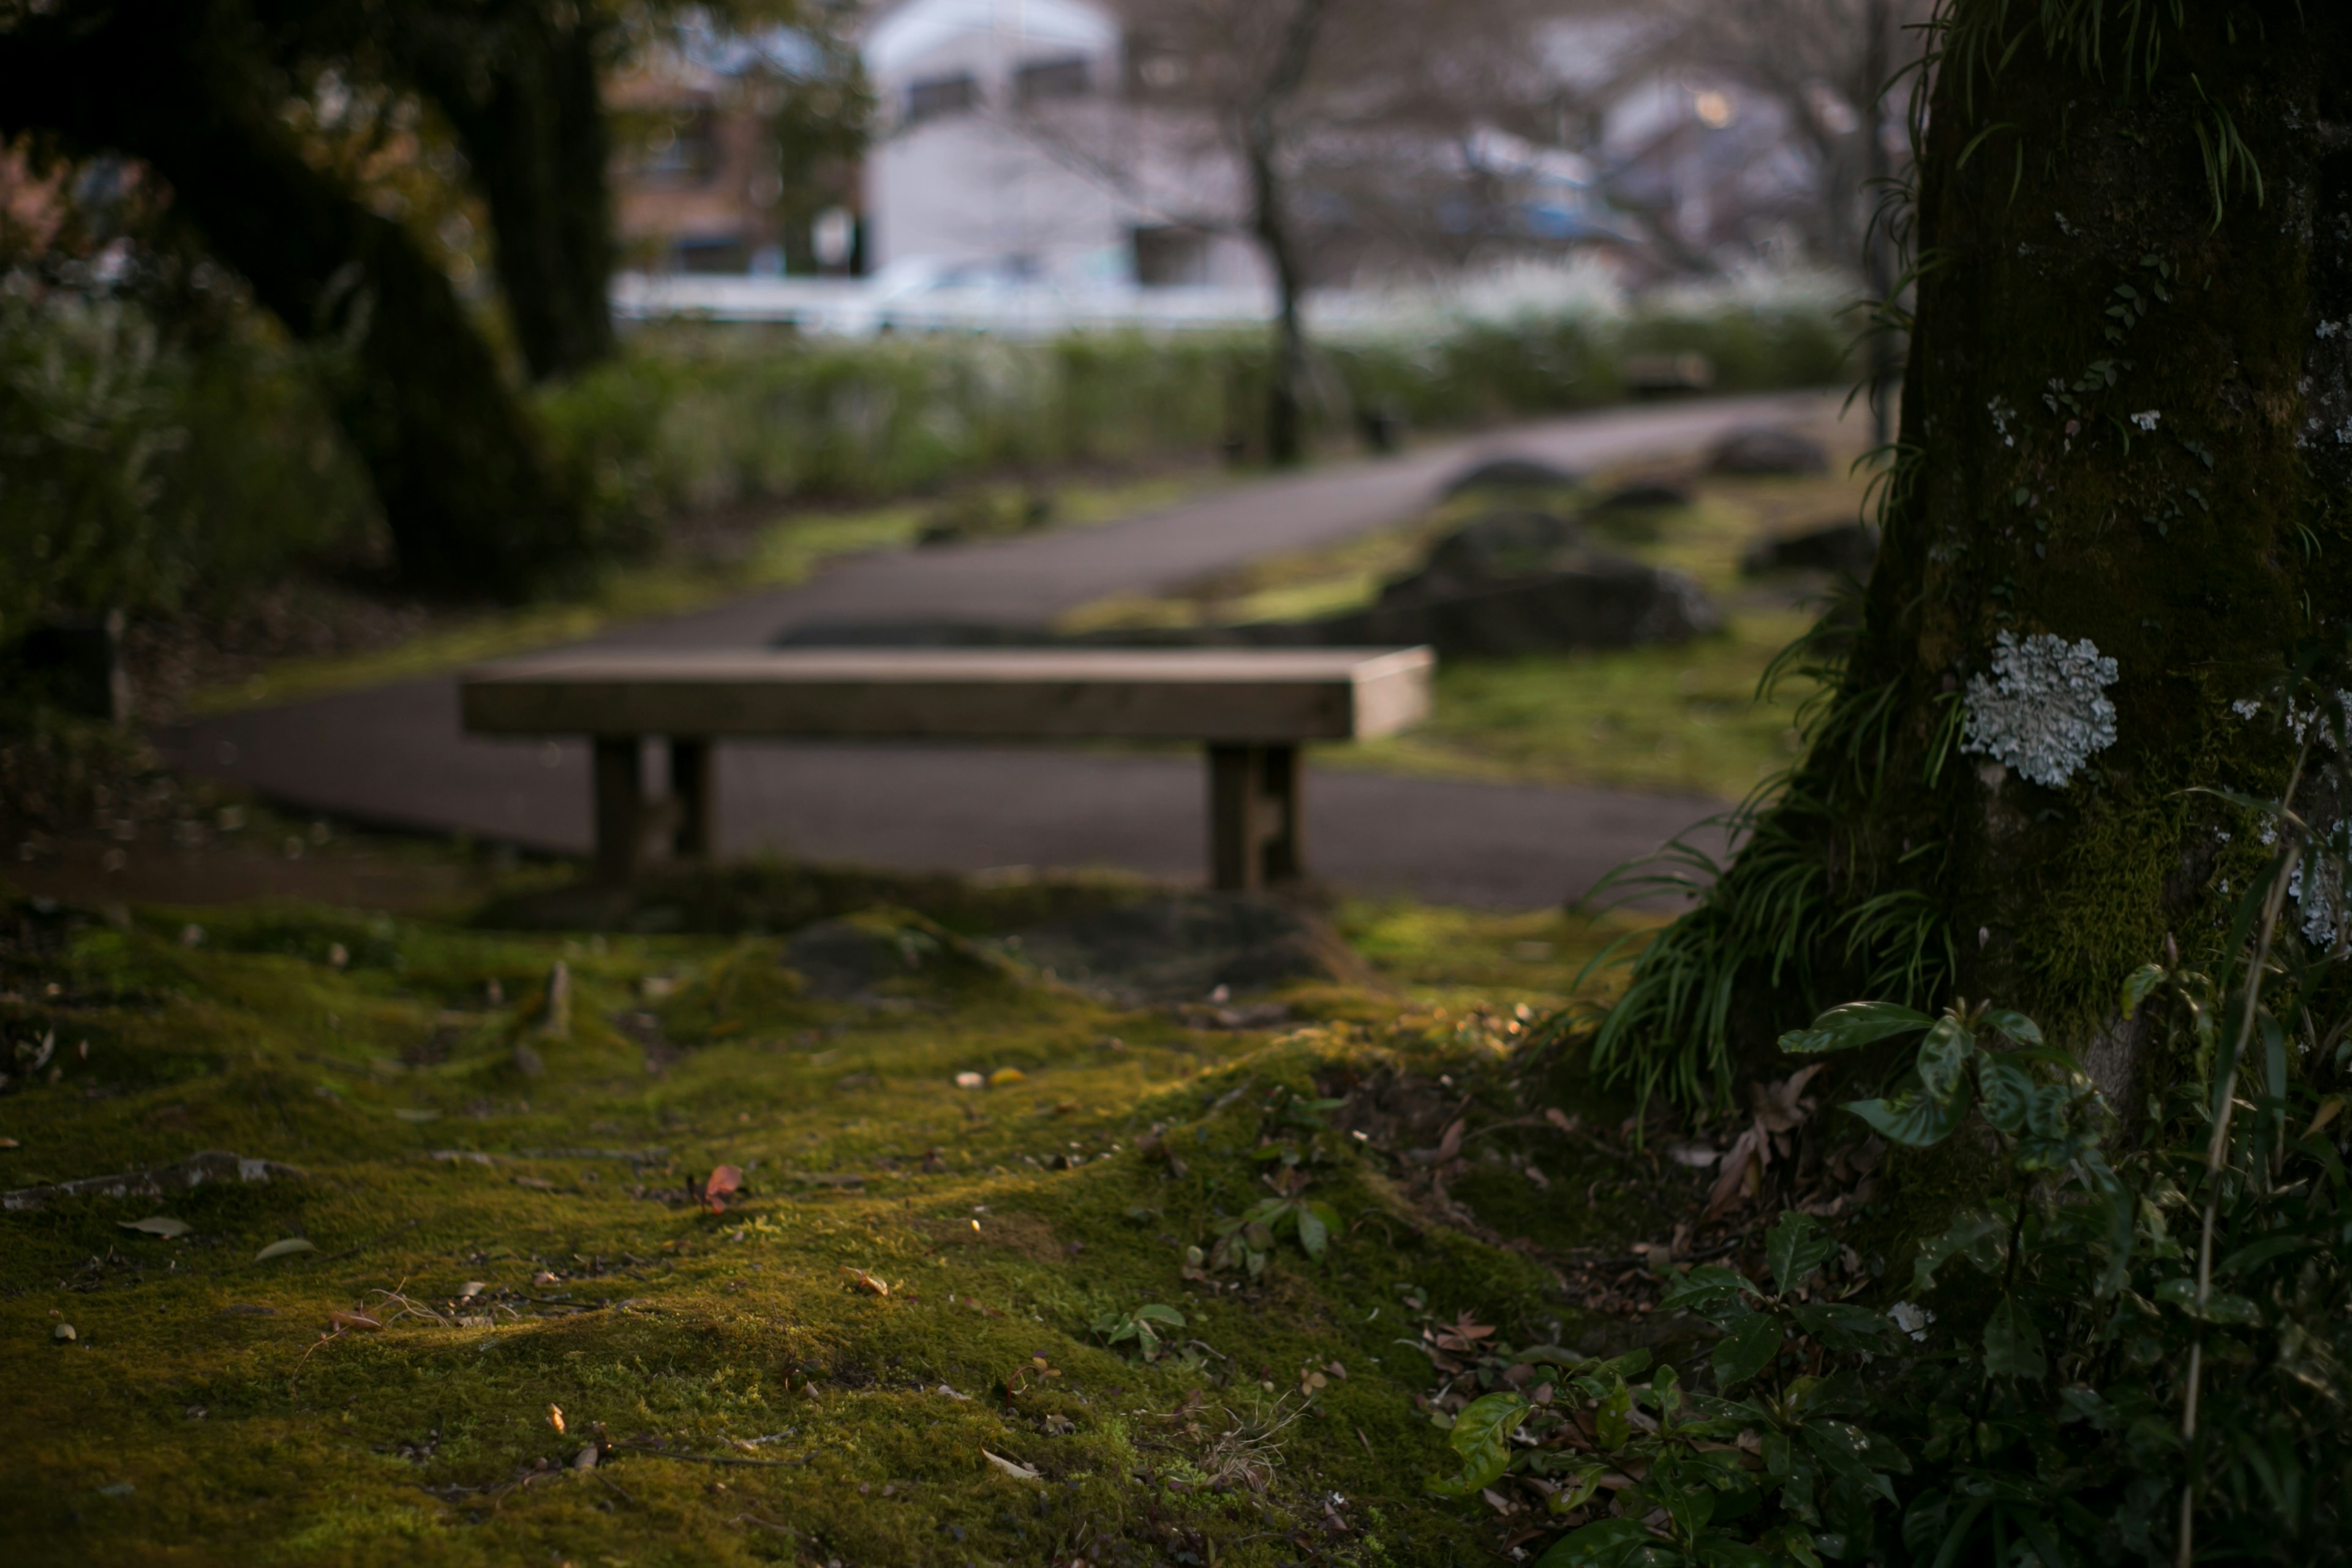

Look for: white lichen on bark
[1961,630,2119,788]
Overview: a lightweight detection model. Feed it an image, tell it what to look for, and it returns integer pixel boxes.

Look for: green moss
[0,884,1660,1565]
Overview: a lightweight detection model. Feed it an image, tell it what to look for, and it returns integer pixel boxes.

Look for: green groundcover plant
[1433,732,2352,1565]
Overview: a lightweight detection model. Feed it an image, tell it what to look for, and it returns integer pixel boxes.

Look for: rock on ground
[1006,893,1373,1007]
[1438,454,1582,496]
[1741,521,1878,578]
[1706,425,1829,476]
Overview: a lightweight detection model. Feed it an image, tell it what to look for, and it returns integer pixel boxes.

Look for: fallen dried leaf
[988,1068,1027,1087]
[549,1403,567,1436]
[53,1322,76,1341]
[326,1311,382,1333]
[0,1137,18,1150]
[254,1237,317,1263]
[513,1175,559,1191]
[702,1164,744,1214]
[982,1449,1042,1482]
[118,1215,192,1238]
[840,1266,889,1297]
[954,1071,985,1089]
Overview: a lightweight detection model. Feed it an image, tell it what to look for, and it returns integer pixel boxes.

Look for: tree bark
[393,4,617,382]
[1239,0,1329,467]
[1597,1,2352,1115]
[0,0,589,598]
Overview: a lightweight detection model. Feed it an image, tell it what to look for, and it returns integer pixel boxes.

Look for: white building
[859,0,1264,294]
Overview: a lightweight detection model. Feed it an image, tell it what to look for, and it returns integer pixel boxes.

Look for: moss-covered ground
[0,861,1705,1568]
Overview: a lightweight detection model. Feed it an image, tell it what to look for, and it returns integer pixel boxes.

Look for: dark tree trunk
[1240,0,1329,468]
[1595,1,2352,1114]
[396,6,617,382]
[0,0,588,598]
[1246,136,1310,467]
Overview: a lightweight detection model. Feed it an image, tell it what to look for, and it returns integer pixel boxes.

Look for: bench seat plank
[461,647,1433,743]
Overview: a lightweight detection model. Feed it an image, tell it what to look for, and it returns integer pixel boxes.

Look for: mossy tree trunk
[0,0,589,598]
[1597,1,2352,1114]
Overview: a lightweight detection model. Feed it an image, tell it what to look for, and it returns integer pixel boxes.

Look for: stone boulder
[1008,894,1370,1007]
[1383,510,1586,601]
[1589,480,1694,511]
[1324,555,1719,657]
[1742,521,1877,578]
[1439,454,1580,497]
[1706,425,1829,476]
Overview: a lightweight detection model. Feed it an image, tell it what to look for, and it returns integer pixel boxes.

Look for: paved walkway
[159,394,1818,907]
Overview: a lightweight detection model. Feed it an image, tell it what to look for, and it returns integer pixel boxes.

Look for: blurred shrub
[545,281,1850,526]
[4,266,1847,649]
[0,273,377,646]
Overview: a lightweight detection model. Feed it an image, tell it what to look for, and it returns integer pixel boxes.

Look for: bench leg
[592,737,645,884]
[1207,743,1302,891]
[669,738,715,860]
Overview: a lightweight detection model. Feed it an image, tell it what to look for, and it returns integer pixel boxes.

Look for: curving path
[157,394,1824,907]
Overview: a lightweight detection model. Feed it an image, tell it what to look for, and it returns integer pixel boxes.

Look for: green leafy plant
[1091,1303,1186,1362]
[1423,1212,1905,1563]
[1208,1165,1338,1274]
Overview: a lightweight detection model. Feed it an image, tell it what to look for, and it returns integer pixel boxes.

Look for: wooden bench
[459,647,1434,889]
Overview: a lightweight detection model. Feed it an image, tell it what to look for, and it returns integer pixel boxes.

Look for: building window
[1014,55,1091,107]
[1132,225,1211,288]
[674,234,750,275]
[641,110,719,187]
[906,72,979,124]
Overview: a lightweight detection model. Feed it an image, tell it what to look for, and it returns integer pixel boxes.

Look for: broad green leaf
[1136,1304,1186,1327]
[1763,1523,1825,1568]
[1766,1211,1836,1297]
[1779,1001,1935,1055]
[1426,1390,1528,1496]
[1712,1310,1782,1389]
[1650,1360,1683,1420]
[1983,1298,2046,1379]
[1800,1421,1899,1504]
[1695,1538,1774,1568]
[2152,1278,2263,1325]
[1787,1302,1897,1353]
[1604,1348,1653,1378]
[1844,1089,1969,1147]
[2024,1083,2071,1140]
[254,1237,317,1263]
[1547,1461,1608,1515]
[118,1216,192,1238]
[1914,1016,1976,1101]
[1595,1379,1634,1449]
[1976,1054,2034,1134]
[1534,1517,1665,1568]
[1295,1203,1329,1260]
[2218,1232,2316,1275]
[1977,1008,2045,1048]
[1659,1264,1757,1316]
[2121,963,2168,1017]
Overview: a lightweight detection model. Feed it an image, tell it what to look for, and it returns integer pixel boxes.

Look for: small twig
[591,1469,637,1508]
[729,1511,796,1532]
[615,1442,807,1468]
